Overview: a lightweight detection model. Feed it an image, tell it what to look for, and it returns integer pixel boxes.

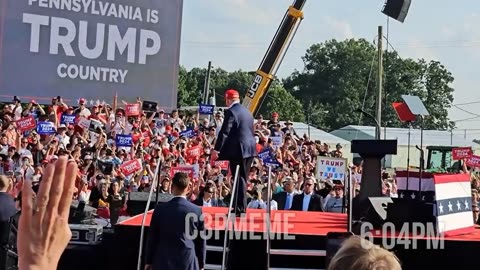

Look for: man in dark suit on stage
[212,89,257,215]
[145,172,206,270]
[291,177,324,212]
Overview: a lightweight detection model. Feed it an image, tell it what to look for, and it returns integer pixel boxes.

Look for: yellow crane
[241,0,306,116]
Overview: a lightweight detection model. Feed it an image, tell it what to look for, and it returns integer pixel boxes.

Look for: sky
[179,0,480,139]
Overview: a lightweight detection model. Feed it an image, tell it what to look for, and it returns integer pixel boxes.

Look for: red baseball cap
[225,89,240,99]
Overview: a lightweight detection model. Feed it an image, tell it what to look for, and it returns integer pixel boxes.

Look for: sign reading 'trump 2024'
[0,0,182,110]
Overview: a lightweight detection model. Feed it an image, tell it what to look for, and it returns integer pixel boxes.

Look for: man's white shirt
[302,193,312,211]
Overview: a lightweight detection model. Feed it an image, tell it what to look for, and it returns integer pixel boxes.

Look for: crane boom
[242,0,306,116]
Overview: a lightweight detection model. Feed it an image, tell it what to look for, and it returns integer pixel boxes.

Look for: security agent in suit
[212,89,257,215]
[193,185,221,207]
[0,176,16,222]
[0,175,18,268]
[273,177,297,210]
[291,177,324,212]
[145,172,206,270]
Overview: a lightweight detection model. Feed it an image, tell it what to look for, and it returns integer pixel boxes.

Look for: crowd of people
[2,94,480,224]
[2,93,480,270]
[0,95,357,227]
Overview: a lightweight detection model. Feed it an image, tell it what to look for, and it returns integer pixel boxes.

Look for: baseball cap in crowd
[272,112,279,118]
[79,98,86,105]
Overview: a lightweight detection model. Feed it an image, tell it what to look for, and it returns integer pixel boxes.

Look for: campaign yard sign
[0,0,182,111]
[179,129,196,138]
[452,147,473,160]
[61,114,76,125]
[125,104,140,116]
[199,104,214,115]
[120,159,142,176]
[16,115,36,132]
[316,157,347,182]
[466,155,480,168]
[116,134,132,147]
[37,122,56,135]
[170,166,194,179]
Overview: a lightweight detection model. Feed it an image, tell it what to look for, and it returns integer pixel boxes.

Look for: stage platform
[59,207,480,270]
[112,207,480,270]
[120,207,480,242]
[120,207,348,236]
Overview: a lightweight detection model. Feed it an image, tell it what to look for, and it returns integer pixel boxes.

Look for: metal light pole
[357,108,381,139]
[305,102,327,138]
[375,26,383,141]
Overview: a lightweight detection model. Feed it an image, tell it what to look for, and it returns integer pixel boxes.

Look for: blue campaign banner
[199,104,214,115]
[116,134,133,147]
[179,129,196,138]
[37,122,56,135]
[61,114,76,125]
[258,149,271,162]
[265,158,281,168]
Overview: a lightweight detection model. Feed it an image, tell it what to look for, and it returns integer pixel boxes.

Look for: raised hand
[18,157,78,270]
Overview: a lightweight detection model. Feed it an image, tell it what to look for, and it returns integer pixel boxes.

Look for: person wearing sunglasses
[291,176,324,212]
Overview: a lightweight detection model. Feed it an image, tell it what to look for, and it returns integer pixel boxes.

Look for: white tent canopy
[290,122,351,145]
[330,125,479,148]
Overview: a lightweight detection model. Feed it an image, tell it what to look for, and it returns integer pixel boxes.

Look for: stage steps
[268,248,326,270]
[207,245,229,252]
[205,263,223,270]
[205,241,229,270]
[269,249,326,257]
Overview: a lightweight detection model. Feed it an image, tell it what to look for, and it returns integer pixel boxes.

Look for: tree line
[178,38,455,132]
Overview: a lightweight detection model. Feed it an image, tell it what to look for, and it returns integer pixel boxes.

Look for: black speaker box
[382,0,412,23]
[126,192,173,216]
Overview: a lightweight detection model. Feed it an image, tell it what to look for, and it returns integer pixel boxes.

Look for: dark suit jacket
[193,197,221,207]
[273,191,296,210]
[214,103,256,160]
[291,193,324,212]
[146,197,206,270]
[0,192,17,222]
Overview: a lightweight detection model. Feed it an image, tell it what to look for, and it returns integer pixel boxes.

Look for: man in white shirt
[247,188,278,210]
[75,98,91,118]
[262,187,278,210]
[202,187,214,207]
[291,177,324,212]
[194,186,219,207]
[56,124,70,147]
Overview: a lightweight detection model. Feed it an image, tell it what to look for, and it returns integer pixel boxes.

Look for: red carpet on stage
[119,207,347,235]
[118,206,480,241]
